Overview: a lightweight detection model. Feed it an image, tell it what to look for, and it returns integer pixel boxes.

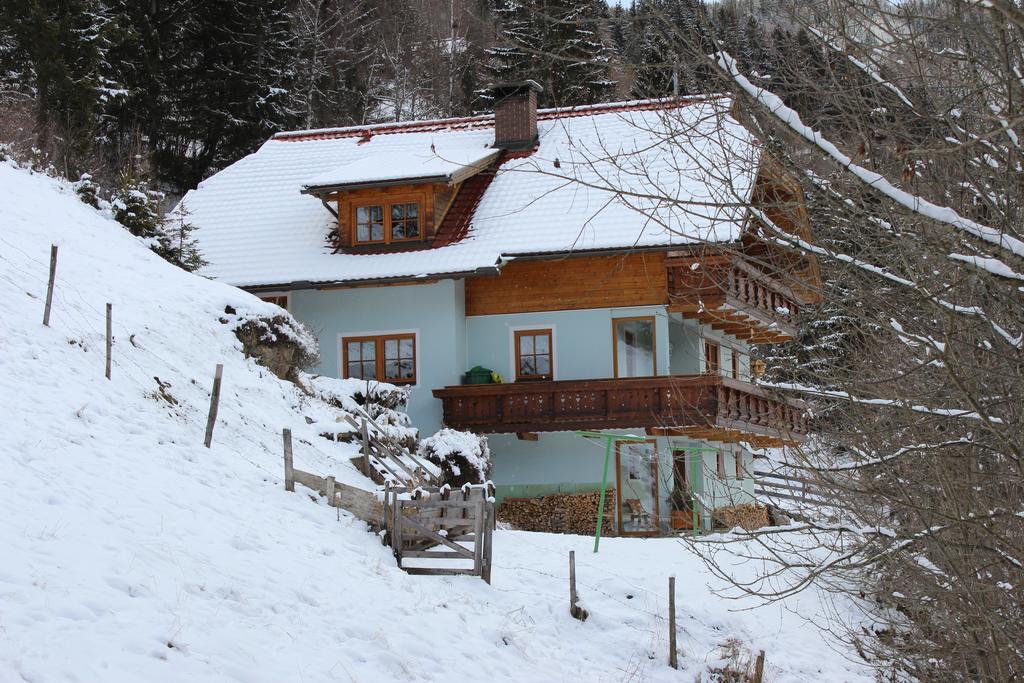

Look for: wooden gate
[384,485,494,584]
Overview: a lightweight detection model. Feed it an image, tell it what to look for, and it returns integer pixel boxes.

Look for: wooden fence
[283,426,495,583]
[754,468,827,508]
[384,484,495,584]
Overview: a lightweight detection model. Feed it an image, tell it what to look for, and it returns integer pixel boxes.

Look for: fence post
[393,499,404,566]
[472,499,485,577]
[105,303,112,380]
[360,418,371,476]
[753,650,765,683]
[481,503,493,585]
[383,480,391,545]
[668,576,678,669]
[569,550,588,621]
[203,364,223,448]
[43,245,57,327]
[282,428,294,492]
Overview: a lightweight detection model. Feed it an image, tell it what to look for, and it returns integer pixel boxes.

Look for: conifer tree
[0,0,111,174]
[487,0,615,107]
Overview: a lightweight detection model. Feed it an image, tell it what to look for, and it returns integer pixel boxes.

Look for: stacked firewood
[712,503,770,531]
[498,490,616,535]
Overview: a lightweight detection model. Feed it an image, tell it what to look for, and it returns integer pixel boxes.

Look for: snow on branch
[715,52,1024,261]
[806,27,916,110]
[761,381,1005,424]
[948,253,1024,281]
[750,207,1024,349]
[817,438,974,472]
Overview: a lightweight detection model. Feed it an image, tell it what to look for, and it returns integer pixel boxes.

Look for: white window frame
[337,328,421,386]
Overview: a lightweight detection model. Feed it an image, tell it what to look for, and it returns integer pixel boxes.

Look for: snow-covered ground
[0,162,871,682]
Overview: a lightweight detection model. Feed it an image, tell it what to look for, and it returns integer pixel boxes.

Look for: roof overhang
[300,150,500,197]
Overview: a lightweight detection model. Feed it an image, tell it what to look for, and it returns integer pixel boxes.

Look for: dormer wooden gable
[301,147,499,253]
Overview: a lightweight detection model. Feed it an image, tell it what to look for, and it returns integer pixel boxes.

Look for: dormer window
[353,197,421,245]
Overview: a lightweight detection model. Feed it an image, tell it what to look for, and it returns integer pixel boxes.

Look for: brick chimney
[490,80,543,151]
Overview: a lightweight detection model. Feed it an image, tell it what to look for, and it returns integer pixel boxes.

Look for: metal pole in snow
[594,436,612,553]
[577,431,649,553]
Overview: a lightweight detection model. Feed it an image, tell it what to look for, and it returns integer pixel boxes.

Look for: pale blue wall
[466,305,671,381]
[287,285,754,530]
[289,280,465,435]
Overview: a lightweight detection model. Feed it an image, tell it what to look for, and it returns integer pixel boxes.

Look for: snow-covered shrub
[419,428,491,487]
[73,173,102,208]
[223,305,319,382]
[111,173,164,239]
[111,173,205,272]
[305,376,417,448]
[159,203,206,272]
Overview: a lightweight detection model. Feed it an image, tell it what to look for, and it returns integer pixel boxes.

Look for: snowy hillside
[0,163,871,682]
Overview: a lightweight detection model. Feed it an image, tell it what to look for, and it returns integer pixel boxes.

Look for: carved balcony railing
[667,253,802,344]
[433,375,807,447]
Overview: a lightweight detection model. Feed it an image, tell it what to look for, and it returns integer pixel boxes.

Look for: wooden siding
[465,252,668,316]
[333,183,449,247]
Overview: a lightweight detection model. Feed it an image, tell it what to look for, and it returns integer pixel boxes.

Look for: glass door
[613,317,656,377]
[615,440,660,534]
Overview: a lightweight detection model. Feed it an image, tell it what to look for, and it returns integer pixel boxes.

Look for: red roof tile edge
[272,95,727,143]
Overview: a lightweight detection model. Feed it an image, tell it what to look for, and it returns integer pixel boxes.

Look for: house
[181,81,820,535]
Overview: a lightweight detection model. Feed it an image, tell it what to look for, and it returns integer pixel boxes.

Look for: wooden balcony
[667,253,802,344]
[433,375,808,447]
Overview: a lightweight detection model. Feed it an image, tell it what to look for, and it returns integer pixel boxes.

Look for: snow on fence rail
[339,412,440,488]
[282,425,496,583]
[282,427,384,525]
[384,483,495,584]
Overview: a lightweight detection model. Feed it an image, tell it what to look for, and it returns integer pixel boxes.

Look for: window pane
[536,354,550,375]
[615,320,654,377]
[347,341,362,360]
[356,205,385,243]
[384,338,398,359]
[392,222,406,240]
[520,357,536,375]
[361,341,375,359]
[519,335,534,354]
[391,204,405,220]
[384,359,399,378]
[399,359,414,378]
[361,360,377,379]
[399,338,414,358]
[347,361,362,378]
[535,334,549,354]
[619,442,658,532]
[403,218,419,238]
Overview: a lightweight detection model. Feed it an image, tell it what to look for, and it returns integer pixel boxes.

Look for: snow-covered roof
[303,145,499,192]
[182,96,761,288]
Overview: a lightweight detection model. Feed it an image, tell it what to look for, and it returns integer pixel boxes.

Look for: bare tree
[516,0,1024,678]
